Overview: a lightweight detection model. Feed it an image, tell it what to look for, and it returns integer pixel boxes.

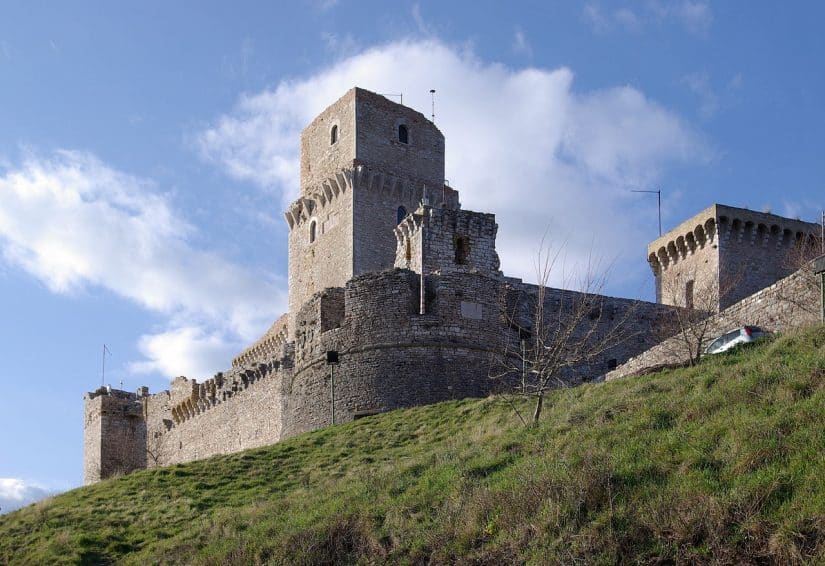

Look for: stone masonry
[83,88,823,484]
[649,204,820,311]
[606,265,822,380]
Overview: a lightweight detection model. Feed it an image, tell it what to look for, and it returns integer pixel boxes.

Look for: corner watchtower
[648,204,821,311]
[285,88,459,336]
[83,387,148,484]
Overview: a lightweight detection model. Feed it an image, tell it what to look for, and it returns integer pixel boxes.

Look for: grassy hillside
[2,326,824,565]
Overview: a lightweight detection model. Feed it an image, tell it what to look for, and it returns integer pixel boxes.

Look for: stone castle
[84,88,823,484]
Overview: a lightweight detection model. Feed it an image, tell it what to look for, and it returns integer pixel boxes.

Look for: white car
[703,326,769,355]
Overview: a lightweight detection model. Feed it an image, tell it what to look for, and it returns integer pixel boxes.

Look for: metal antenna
[101,344,111,386]
[631,189,662,236]
[430,89,436,123]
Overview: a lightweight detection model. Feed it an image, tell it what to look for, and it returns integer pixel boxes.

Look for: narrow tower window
[397,206,407,224]
[309,220,317,243]
[455,236,470,265]
[398,124,408,144]
[685,279,694,309]
[330,125,338,145]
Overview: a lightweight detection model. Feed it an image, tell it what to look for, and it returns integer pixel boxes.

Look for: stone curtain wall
[606,267,820,381]
[142,358,290,468]
[84,256,815,482]
[85,264,687,482]
[281,266,680,438]
[503,280,682,384]
[232,314,289,368]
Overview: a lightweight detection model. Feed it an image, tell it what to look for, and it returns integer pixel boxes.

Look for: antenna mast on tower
[101,344,111,386]
[429,89,436,123]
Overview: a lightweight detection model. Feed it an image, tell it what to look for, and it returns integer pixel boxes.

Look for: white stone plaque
[460,301,483,320]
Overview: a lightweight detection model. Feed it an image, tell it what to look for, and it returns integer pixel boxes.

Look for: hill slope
[2,326,824,565]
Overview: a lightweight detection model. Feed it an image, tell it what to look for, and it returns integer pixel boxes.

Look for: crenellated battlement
[232,314,289,368]
[647,203,821,311]
[648,204,819,273]
[285,169,354,231]
[285,166,459,233]
[168,359,284,425]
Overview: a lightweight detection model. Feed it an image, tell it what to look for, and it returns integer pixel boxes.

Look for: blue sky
[1,1,823,511]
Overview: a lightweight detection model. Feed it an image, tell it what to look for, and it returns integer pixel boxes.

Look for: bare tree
[776,233,824,316]
[491,241,639,425]
[654,264,746,366]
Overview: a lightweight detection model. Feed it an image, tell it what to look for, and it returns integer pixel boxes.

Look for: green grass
[2,326,824,565]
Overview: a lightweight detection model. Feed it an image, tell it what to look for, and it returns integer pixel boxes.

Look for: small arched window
[309,220,317,243]
[330,125,338,145]
[398,124,408,144]
[397,206,407,224]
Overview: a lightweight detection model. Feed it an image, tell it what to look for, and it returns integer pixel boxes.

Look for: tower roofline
[648,202,821,256]
[301,86,444,139]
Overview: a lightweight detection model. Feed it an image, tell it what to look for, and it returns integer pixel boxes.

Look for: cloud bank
[0,151,285,378]
[198,39,706,288]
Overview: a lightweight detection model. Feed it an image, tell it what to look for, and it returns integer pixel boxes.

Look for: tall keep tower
[284,88,459,335]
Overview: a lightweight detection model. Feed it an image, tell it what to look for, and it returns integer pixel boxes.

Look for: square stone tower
[648,204,821,312]
[284,88,459,335]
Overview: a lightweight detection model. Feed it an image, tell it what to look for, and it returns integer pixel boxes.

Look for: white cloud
[583,4,611,33]
[585,1,711,35]
[198,39,706,290]
[322,31,359,58]
[676,1,712,35]
[512,28,533,57]
[411,3,434,36]
[130,325,241,379]
[614,8,641,31]
[682,71,718,119]
[0,151,286,379]
[0,478,56,514]
[780,199,824,224]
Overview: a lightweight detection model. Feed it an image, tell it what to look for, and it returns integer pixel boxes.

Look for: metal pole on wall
[820,271,825,322]
[326,350,339,425]
[631,189,662,236]
[330,363,335,425]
